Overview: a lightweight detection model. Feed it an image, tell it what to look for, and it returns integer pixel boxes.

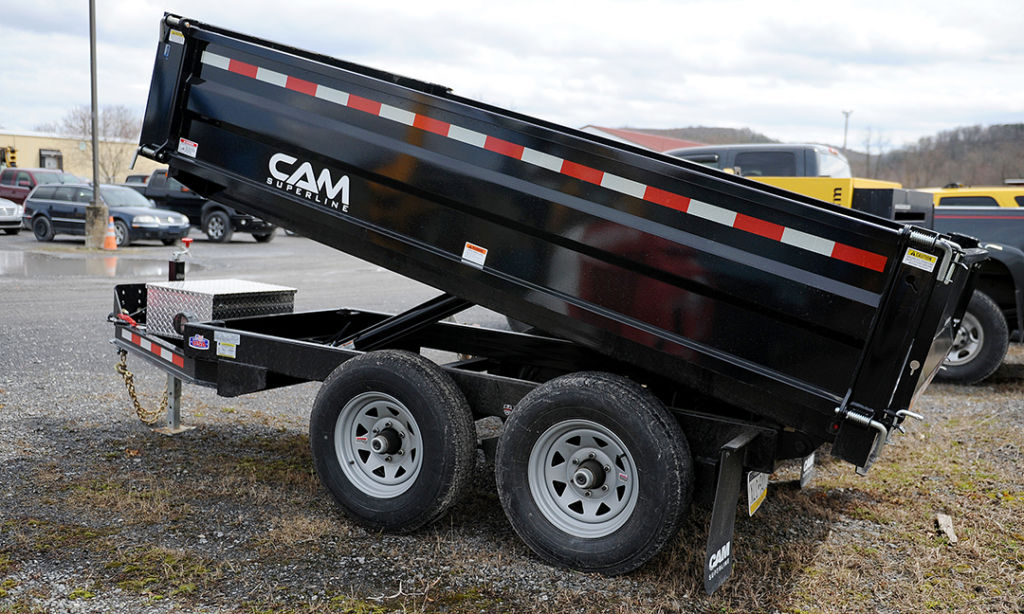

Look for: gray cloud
[2,0,1022,150]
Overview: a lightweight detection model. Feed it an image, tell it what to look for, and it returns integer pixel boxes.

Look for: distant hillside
[629,123,1024,188]
[625,126,777,145]
[870,124,1024,188]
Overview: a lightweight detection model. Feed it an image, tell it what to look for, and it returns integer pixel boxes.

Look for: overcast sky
[2,0,1022,150]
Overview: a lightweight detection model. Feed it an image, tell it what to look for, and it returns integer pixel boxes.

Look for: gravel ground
[1,235,1021,613]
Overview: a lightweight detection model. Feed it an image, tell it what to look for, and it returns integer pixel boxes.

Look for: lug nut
[584,490,592,497]
[603,465,611,473]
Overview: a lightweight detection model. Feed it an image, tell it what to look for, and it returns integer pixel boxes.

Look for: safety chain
[115,348,165,425]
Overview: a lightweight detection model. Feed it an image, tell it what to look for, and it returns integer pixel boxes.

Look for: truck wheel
[495,372,692,575]
[32,216,54,241]
[309,350,475,533]
[939,290,1008,384]
[113,219,131,247]
[203,211,233,243]
[252,231,275,243]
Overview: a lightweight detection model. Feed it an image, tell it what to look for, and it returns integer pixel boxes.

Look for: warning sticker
[461,242,487,269]
[902,248,938,273]
[177,137,198,158]
[215,331,239,358]
[169,29,185,45]
[746,471,768,516]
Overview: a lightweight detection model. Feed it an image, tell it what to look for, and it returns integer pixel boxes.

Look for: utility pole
[84,0,108,249]
[842,110,853,152]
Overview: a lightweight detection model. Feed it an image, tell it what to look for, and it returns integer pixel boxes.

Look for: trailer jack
[115,348,194,434]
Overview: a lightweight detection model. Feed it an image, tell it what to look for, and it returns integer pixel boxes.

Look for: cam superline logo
[267,153,350,211]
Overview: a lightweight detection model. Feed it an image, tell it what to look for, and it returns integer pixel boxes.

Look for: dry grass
[2,351,1022,613]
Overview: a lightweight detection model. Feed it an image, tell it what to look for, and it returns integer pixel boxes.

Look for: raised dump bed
[115,13,984,593]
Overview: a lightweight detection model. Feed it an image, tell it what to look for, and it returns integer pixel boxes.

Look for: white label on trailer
[461,242,488,269]
[169,29,185,45]
[216,342,237,358]
[177,137,198,158]
[902,248,938,273]
[746,471,769,517]
[215,331,240,357]
[215,331,240,344]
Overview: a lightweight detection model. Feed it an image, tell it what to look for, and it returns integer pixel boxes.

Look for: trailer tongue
[113,13,984,593]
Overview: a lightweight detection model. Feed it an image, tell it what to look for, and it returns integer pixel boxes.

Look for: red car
[0,167,78,205]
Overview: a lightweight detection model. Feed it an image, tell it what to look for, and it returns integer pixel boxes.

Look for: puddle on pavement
[0,251,205,278]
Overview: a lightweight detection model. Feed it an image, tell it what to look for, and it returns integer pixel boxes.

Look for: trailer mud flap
[704,429,759,595]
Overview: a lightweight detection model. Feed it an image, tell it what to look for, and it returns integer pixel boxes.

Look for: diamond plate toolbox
[146,279,296,338]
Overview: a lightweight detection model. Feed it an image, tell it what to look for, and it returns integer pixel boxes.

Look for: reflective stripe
[199,51,890,273]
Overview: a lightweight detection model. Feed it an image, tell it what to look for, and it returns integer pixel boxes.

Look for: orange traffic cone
[103,217,118,251]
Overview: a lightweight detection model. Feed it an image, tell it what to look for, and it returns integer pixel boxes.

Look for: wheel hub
[572,458,606,490]
[947,312,983,366]
[370,425,403,455]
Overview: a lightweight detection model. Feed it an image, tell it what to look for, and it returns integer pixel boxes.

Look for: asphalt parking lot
[1,231,1021,613]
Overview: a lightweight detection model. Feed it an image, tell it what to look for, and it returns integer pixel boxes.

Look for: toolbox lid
[146,279,296,296]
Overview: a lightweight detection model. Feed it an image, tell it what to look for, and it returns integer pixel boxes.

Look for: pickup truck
[668,143,1024,384]
[125,168,276,242]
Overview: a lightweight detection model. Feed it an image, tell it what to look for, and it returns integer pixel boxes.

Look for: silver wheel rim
[333,391,423,498]
[207,216,225,239]
[114,222,127,245]
[947,311,983,366]
[528,418,638,538]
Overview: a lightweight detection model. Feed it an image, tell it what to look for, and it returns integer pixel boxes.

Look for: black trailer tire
[113,219,131,247]
[252,231,275,243]
[203,210,233,243]
[309,350,475,533]
[495,372,693,575]
[32,216,54,242]
[939,290,1008,384]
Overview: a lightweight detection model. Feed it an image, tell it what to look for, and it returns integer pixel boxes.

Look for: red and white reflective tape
[117,327,185,368]
[200,51,888,273]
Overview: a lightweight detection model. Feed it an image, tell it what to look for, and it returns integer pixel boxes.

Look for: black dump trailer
[112,14,984,594]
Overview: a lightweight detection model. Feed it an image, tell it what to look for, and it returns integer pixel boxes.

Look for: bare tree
[861,127,874,178]
[50,105,142,182]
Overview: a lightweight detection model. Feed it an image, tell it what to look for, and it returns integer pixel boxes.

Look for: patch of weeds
[0,554,17,575]
[30,523,114,555]
[428,586,502,609]
[846,505,887,524]
[0,594,48,613]
[326,596,388,614]
[65,475,190,523]
[105,546,222,600]
[67,587,96,600]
